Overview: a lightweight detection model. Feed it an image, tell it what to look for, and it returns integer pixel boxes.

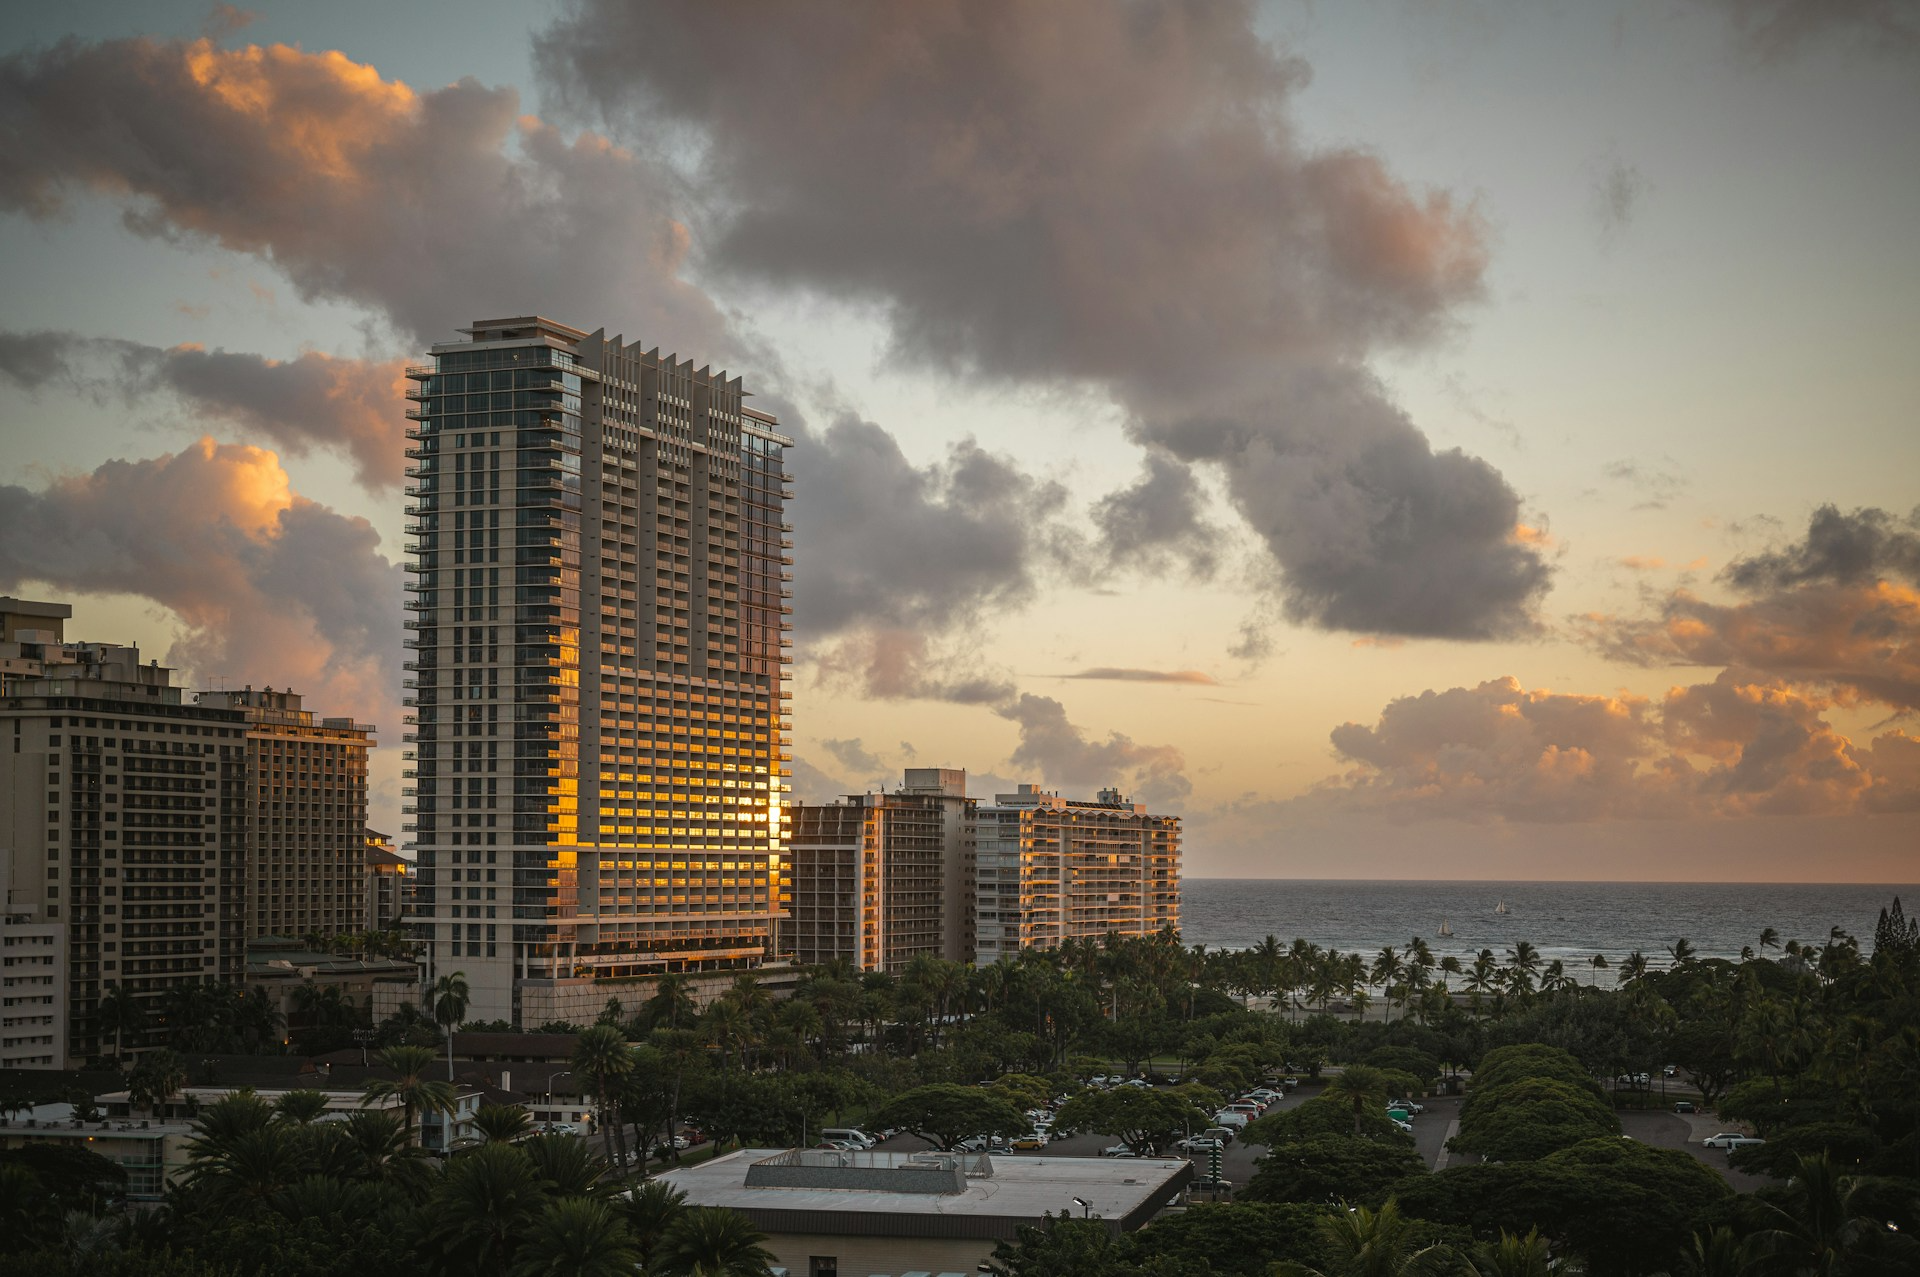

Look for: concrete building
[196,686,373,941]
[974,785,1181,965]
[788,768,974,972]
[0,598,248,1066]
[363,829,409,931]
[660,1146,1193,1274]
[401,317,794,1027]
[1,847,65,1068]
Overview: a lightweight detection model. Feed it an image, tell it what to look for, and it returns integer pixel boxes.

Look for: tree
[96,983,145,1062]
[272,1090,332,1125]
[1247,1134,1425,1207]
[1451,1077,1619,1163]
[623,1178,687,1270]
[1323,1065,1391,1138]
[1273,1198,1452,1277]
[645,974,699,1032]
[428,1141,549,1277]
[1052,1085,1213,1155]
[432,971,471,1082]
[654,1205,777,1277]
[1463,1229,1553,1277]
[127,1049,187,1118]
[1750,1152,1920,1274]
[360,1044,455,1146]
[473,1104,534,1144]
[870,1084,1029,1152]
[572,1024,635,1170]
[508,1197,638,1277]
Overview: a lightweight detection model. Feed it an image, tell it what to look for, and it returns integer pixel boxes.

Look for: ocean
[1179,879,1920,969]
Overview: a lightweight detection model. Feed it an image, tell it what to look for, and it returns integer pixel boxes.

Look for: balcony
[404,365,435,380]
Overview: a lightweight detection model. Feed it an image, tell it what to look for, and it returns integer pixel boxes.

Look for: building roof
[657,1148,1192,1240]
[450,1032,579,1061]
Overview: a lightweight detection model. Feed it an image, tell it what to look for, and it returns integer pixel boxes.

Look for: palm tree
[274,1089,333,1124]
[474,1103,534,1144]
[1759,926,1781,954]
[1588,953,1610,986]
[572,1024,635,1169]
[646,973,699,1031]
[624,1178,688,1270]
[1504,940,1541,999]
[1676,1226,1764,1277]
[522,1132,615,1197]
[1371,947,1405,1022]
[1464,1228,1554,1277]
[1323,1064,1390,1137]
[339,1110,430,1195]
[1273,1198,1450,1277]
[1751,1153,1920,1273]
[96,982,145,1062]
[1620,950,1651,984]
[429,1141,551,1277]
[361,1044,455,1146]
[433,970,472,1081]
[509,1197,640,1277]
[655,1205,778,1277]
[127,1048,187,1119]
[1667,937,1698,968]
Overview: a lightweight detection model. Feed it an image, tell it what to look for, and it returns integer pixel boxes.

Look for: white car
[1387,1098,1425,1114]
[1212,1111,1249,1130]
[1178,1136,1224,1154]
[1700,1132,1752,1149]
[1391,1119,1414,1135]
[1100,1143,1139,1157]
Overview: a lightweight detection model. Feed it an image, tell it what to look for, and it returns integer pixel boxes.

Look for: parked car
[1391,1119,1414,1135]
[1212,1111,1249,1130]
[1701,1132,1755,1149]
[1674,1100,1695,1114]
[1722,1137,1766,1152]
[1387,1098,1425,1114]
[956,1134,1012,1153]
[1100,1143,1139,1158]
[1178,1136,1224,1154]
[1011,1132,1049,1150]
[1203,1126,1238,1146]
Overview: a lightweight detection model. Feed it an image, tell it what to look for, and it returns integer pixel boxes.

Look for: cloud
[786,755,854,807]
[1694,0,1920,61]
[1589,153,1649,246]
[537,0,1552,641]
[1302,672,1918,823]
[820,737,886,777]
[0,330,407,491]
[788,410,1073,640]
[0,35,720,350]
[1588,506,1920,711]
[1604,458,1687,510]
[1058,668,1219,685]
[997,692,1191,807]
[1723,503,1920,591]
[1090,450,1222,579]
[811,628,1018,706]
[0,437,402,731]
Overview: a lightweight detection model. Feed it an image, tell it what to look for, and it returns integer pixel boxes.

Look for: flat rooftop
[657,1148,1192,1239]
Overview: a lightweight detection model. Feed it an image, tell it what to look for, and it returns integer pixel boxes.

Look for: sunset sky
[1,2,1915,882]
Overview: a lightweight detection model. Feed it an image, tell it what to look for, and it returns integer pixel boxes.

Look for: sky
[0,1,1915,883]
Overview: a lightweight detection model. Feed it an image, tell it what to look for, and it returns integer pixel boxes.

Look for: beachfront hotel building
[973,784,1182,964]
[0,598,249,1066]
[195,686,373,941]
[787,768,976,973]
[401,317,793,1026]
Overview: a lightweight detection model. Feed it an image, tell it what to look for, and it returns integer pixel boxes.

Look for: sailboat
[1438,919,1454,937]
[1495,900,1510,915]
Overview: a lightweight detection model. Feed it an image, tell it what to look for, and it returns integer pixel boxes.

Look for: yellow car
[1011,1132,1049,1150]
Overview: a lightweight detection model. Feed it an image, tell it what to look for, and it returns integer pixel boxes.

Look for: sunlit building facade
[196,687,372,941]
[788,768,975,973]
[402,318,792,1026]
[973,784,1181,965]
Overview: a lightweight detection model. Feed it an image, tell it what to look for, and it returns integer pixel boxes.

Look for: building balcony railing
[404,365,435,380]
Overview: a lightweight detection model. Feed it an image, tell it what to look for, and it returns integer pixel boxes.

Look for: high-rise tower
[401,318,793,1025]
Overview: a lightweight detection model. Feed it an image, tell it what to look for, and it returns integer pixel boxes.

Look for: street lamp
[1071,1196,1091,1219]
[544,1069,573,1129]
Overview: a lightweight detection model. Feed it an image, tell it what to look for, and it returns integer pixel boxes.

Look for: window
[808,1260,836,1277]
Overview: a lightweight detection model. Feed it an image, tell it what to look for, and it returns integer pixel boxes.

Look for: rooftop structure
[658,1147,1192,1275]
